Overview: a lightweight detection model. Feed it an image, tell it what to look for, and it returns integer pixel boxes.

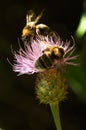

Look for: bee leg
[36,28,40,35]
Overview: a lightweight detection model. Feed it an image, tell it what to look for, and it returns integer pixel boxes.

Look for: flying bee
[22,9,50,42]
[34,46,65,71]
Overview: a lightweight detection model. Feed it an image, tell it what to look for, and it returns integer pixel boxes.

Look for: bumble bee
[34,46,65,71]
[22,9,50,42]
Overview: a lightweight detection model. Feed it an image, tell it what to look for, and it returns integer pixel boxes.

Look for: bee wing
[27,10,36,21]
[26,10,36,25]
[34,9,45,24]
[26,10,44,26]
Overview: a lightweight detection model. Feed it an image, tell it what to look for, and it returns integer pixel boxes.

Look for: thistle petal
[12,35,78,75]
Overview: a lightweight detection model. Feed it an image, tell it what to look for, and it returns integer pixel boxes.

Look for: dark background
[0,0,86,130]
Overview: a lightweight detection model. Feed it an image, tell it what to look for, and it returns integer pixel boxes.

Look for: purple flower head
[12,35,78,75]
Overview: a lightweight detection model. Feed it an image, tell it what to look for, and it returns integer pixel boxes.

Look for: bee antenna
[35,9,45,24]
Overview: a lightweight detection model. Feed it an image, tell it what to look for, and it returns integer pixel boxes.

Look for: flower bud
[36,69,68,104]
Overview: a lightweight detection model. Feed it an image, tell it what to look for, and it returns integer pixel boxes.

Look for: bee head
[53,47,65,58]
[22,26,35,37]
[42,47,53,56]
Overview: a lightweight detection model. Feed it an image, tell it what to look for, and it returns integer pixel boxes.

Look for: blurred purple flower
[12,36,78,75]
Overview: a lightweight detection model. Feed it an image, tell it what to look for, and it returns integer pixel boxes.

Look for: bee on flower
[22,9,48,41]
[21,10,58,42]
[12,35,78,75]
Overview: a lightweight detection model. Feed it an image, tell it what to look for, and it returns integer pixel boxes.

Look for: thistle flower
[12,35,77,75]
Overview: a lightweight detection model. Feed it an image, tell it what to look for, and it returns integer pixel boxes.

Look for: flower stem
[50,103,62,130]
